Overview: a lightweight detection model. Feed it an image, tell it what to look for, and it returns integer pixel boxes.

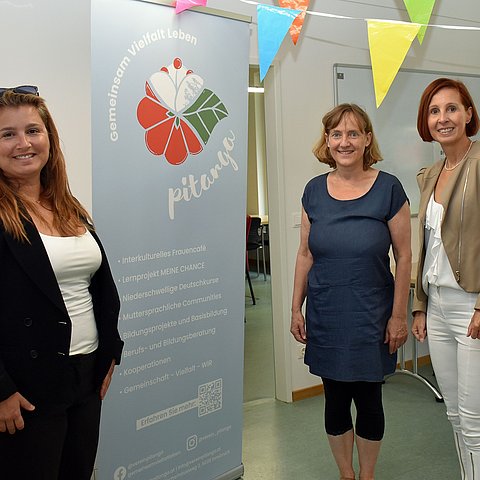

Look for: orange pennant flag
[278,0,310,44]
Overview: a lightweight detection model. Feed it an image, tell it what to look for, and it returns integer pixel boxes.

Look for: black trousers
[0,352,102,480]
[322,377,385,441]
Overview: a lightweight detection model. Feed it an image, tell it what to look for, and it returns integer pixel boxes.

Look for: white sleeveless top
[422,194,461,293]
[40,229,102,355]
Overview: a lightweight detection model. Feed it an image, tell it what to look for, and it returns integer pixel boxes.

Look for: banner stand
[92,2,250,479]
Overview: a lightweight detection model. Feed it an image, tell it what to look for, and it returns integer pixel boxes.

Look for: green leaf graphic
[183,89,229,144]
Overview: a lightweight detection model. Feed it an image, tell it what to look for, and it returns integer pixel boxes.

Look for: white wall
[6,0,480,399]
[3,0,92,210]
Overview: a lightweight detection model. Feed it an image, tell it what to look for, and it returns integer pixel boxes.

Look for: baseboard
[401,354,431,370]
[292,355,432,402]
[292,384,324,402]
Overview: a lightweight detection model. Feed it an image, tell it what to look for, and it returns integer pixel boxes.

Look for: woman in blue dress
[291,104,411,480]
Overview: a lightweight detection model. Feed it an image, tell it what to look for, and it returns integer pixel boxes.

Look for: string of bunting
[173,0,480,107]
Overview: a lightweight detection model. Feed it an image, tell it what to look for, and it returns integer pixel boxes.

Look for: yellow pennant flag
[367,20,421,108]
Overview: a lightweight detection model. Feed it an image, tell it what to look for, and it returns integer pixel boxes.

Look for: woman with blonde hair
[291,103,411,480]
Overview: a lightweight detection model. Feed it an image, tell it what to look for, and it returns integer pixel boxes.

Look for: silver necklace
[444,141,473,171]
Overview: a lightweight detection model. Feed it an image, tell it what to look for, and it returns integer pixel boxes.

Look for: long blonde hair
[0,91,93,241]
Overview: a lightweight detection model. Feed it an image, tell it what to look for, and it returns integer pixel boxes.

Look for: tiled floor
[242,274,459,479]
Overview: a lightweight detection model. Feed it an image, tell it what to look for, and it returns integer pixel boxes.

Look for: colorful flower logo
[137,58,229,165]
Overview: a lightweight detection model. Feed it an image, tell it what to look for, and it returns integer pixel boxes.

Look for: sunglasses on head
[0,85,39,97]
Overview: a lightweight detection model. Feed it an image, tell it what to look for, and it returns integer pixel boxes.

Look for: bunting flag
[257,4,301,80]
[367,20,421,107]
[403,0,437,44]
[278,0,310,45]
[175,0,207,14]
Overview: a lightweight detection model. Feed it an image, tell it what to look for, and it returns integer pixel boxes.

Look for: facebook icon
[114,466,127,480]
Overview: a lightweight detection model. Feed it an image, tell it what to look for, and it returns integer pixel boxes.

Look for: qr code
[198,378,223,417]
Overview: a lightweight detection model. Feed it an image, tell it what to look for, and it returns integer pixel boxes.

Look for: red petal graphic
[137,96,169,129]
[145,82,159,100]
[144,117,175,156]
[165,123,188,165]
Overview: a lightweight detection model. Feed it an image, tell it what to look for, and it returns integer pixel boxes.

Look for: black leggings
[322,377,385,441]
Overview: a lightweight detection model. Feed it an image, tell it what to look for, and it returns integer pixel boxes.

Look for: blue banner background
[92,1,249,479]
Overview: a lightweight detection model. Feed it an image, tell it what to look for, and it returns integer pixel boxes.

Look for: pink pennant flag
[175,0,207,15]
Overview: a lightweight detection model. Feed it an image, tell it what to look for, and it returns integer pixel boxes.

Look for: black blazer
[0,219,123,405]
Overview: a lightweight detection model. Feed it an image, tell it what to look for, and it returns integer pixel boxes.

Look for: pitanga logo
[137,57,228,165]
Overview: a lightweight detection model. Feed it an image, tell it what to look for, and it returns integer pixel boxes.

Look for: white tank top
[40,229,102,355]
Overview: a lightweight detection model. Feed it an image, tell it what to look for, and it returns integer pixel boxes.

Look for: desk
[389,266,444,402]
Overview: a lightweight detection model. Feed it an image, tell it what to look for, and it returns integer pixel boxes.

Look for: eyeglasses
[0,85,39,97]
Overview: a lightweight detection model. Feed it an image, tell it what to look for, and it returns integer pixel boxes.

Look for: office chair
[245,215,262,305]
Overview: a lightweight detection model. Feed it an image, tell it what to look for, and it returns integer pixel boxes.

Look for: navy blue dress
[302,171,408,382]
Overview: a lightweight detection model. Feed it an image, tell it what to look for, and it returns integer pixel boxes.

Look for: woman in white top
[412,78,480,480]
[0,86,123,480]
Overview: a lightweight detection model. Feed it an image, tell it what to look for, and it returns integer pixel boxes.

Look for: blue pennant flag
[258,4,302,81]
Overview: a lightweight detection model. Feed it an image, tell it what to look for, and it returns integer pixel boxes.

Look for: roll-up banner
[92,1,250,479]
